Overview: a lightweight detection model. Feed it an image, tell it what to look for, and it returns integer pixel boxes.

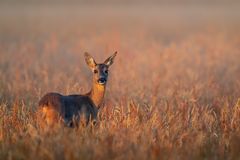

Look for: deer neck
[89,81,106,109]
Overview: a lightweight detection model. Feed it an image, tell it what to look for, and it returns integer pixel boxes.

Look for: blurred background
[1,2,240,159]
[0,0,240,104]
[1,0,240,40]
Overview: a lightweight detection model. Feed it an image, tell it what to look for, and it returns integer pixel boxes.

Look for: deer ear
[104,51,117,66]
[84,52,97,68]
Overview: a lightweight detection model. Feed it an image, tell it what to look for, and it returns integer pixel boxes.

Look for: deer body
[38,52,117,127]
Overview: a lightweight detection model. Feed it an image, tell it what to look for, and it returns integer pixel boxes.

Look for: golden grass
[0,6,240,159]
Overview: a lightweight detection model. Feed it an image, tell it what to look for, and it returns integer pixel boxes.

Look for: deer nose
[98,78,106,84]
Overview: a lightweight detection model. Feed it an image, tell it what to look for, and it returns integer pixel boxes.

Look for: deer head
[84,52,117,86]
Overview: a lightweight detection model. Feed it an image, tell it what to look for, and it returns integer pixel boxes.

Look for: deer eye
[94,69,98,74]
[104,70,108,74]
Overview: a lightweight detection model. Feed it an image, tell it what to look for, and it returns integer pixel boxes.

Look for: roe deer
[38,52,117,127]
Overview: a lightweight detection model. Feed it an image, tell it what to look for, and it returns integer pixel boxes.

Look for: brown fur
[38,52,117,127]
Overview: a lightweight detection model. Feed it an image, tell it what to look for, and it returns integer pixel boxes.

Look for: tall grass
[0,5,240,159]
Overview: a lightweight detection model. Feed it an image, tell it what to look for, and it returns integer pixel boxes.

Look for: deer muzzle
[98,78,107,85]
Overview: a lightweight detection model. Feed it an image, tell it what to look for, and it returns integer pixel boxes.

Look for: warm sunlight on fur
[38,53,117,127]
[0,2,240,160]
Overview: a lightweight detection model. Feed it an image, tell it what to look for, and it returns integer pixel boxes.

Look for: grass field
[0,3,240,160]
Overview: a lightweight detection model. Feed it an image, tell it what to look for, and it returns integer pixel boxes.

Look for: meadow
[0,3,240,160]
